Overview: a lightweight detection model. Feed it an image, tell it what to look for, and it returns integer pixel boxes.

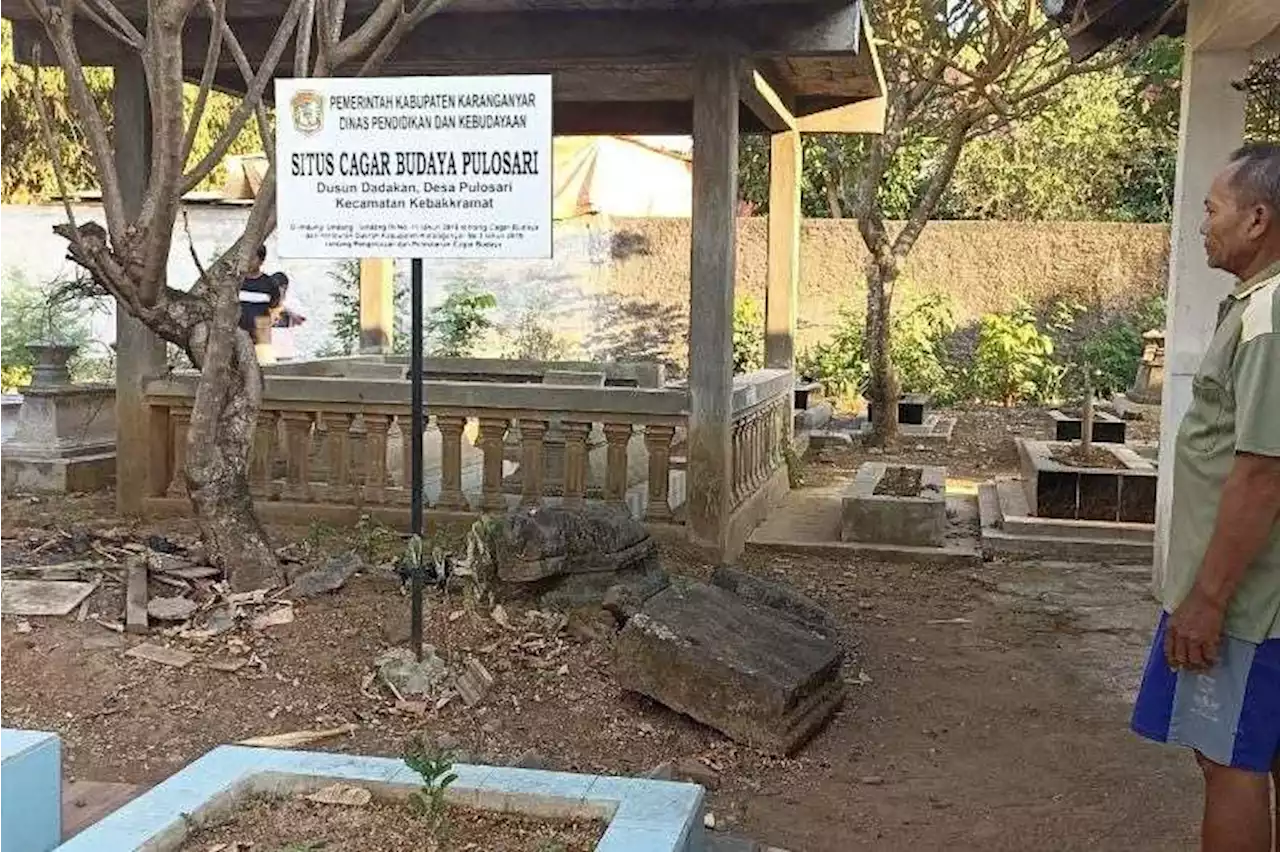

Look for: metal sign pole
[409,257,426,662]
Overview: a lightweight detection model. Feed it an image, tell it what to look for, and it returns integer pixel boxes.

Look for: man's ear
[1246,202,1275,240]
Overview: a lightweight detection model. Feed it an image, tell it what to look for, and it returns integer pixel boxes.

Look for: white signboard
[275,75,552,260]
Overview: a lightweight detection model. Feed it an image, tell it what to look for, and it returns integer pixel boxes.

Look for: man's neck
[1236,245,1280,283]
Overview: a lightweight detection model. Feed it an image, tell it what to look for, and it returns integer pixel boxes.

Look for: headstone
[614,581,845,755]
[1127,329,1164,405]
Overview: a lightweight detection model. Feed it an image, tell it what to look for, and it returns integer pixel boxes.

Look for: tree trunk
[183,272,283,591]
[865,259,900,447]
[1080,369,1094,457]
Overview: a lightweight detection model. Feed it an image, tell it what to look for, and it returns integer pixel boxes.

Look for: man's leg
[1197,751,1271,852]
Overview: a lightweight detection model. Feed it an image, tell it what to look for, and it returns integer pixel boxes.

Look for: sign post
[276,74,553,662]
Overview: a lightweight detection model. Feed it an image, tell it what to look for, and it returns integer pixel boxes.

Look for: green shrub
[732,296,765,373]
[797,305,868,407]
[891,292,958,403]
[971,304,1063,405]
[428,285,497,358]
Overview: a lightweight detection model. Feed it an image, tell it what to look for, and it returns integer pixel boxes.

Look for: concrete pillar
[687,54,739,554]
[359,258,396,354]
[113,55,167,515]
[765,130,801,371]
[1153,30,1249,591]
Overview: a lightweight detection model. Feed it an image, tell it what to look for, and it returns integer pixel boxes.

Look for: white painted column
[1153,28,1249,591]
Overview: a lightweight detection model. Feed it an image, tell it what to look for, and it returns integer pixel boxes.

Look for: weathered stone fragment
[614,581,845,755]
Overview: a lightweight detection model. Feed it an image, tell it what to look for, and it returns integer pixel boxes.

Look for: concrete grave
[1048,409,1127,444]
[1,382,116,494]
[614,580,844,756]
[55,745,706,852]
[841,463,946,547]
[1,729,61,852]
[1017,438,1156,523]
[867,392,931,426]
[975,437,1158,563]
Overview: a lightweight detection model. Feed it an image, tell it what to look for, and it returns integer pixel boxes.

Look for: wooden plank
[125,558,149,635]
[740,63,797,132]
[686,53,739,556]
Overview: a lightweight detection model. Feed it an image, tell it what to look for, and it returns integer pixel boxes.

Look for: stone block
[614,581,844,755]
[841,463,946,547]
[710,566,841,642]
[1,729,62,852]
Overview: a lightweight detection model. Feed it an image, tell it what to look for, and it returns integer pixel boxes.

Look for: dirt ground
[0,406,1197,851]
[175,794,604,852]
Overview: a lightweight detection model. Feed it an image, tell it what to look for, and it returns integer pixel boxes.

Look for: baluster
[747,409,757,483]
[311,417,329,484]
[167,408,191,497]
[478,417,509,512]
[395,415,414,504]
[250,411,277,499]
[643,424,675,523]
[363,414,391,504]
[148,405,171,497]
[323,412,353,503]
[519,418,548,507]
[281,411,314,502]
[730,418,745,506]
[437,414,469,511]
[603,422,632,506]
[561,421,591,508]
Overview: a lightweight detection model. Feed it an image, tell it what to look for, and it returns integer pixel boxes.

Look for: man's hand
[1164,584,1226,671]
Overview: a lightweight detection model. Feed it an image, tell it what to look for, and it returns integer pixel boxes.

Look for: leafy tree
[732,296,764,373]
[836,0,1136,444]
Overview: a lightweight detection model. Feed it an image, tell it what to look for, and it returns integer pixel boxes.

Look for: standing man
[1132,142,1280,852]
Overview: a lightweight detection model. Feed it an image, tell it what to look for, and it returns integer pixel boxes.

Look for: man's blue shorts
[1131,612,1280,772]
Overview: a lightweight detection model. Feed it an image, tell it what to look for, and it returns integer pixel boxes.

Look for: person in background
[270,274,306,361]
[239,245,280,351]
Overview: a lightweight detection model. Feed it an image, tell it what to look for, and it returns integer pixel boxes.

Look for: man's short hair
[256,244,267,261]
[1228,143,1280,214]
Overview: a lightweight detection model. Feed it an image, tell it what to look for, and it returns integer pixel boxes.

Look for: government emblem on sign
[290,90,324,135]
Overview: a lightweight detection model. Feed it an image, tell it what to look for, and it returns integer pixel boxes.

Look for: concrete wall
[1,205,1170,369]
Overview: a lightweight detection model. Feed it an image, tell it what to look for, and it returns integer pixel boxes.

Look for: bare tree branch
[181,0,306,193]
[893,118,970,260]
[295,0,316,77]
[330,0,401,68]
[182,0,228,166]
[215,11,278,161]
[83,0,145,46]
[27,56,85,257]
[24,0,129,247]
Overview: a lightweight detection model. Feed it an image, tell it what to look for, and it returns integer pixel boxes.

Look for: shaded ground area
[1,407,1192,851]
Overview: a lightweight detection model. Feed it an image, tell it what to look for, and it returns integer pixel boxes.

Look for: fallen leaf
[237,723,358,748]
[250,606,295,630]
[396,700,428,716]
[125,643,195,668]
[305,784,371,807]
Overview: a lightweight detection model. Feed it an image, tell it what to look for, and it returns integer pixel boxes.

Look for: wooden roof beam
[740,62,798,132]
[11,5,861,72]
[1189,0,1280,50]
